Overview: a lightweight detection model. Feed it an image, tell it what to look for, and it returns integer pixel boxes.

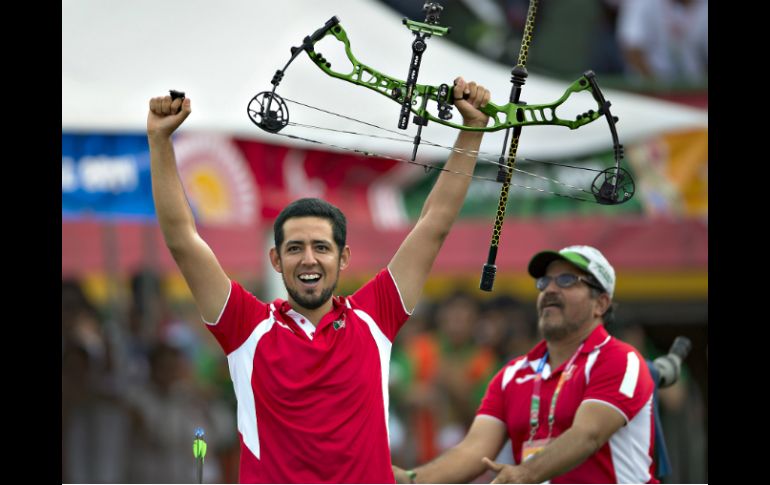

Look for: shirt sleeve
[582,344,655,423]
[476,367,506,421]
[205,280,270,355]
[348,268,410,342]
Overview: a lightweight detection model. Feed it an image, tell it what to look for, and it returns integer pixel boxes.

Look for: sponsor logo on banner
[175,135,260,226]
[61,134,155,218]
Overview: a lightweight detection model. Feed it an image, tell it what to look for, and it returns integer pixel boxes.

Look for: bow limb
[420,74,610,132]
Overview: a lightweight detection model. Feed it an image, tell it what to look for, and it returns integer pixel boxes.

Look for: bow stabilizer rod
[479,0,539,292]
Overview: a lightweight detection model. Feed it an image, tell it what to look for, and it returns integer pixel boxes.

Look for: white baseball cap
[528,245,616,297]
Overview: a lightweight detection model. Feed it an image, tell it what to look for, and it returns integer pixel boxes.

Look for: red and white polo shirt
[206,268,410,483]
[477,324,658,483]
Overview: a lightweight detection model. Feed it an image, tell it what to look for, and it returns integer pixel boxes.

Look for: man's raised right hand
[147,94,191,139]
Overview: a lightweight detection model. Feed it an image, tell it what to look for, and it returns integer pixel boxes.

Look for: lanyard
[527,342,585,442]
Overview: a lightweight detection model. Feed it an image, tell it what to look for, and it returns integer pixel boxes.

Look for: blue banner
[62,134,156,219]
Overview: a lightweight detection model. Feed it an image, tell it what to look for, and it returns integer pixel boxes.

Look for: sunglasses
[536,273,604,292]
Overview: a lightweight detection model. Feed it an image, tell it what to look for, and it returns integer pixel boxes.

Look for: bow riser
[305,24,605,133]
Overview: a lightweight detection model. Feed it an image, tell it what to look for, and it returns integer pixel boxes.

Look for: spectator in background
[389,302,442,468]
[589,0,626,75]
[63,275,241,483]
[617,0,708,85]
[125,342,235,483]
[477,295,535,362]
[62,285,131,483]
[435,291,499,450]
[163,301,243,482]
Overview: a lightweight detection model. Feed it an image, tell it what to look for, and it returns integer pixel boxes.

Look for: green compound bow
[248,1,635,291]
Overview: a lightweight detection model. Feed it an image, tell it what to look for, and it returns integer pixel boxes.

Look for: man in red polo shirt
[395,246,658,484]
[147,77,491,483]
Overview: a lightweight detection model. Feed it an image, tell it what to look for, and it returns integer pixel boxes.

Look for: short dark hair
[589,286,616,326]
[273,198,347,254]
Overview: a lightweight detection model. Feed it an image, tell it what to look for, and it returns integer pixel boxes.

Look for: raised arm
[147,94,230,322]
[393,415,508,484]
[388,77,490,312]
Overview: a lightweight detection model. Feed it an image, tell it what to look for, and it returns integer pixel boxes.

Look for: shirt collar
[274,297,348,339]
[525,324,611,369]
[581,323,610,353]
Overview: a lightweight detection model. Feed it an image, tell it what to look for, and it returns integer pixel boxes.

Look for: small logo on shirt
[332,315,346,331]
[515,374,537,384]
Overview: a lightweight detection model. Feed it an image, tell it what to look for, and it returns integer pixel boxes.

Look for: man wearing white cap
[394,245,659,484]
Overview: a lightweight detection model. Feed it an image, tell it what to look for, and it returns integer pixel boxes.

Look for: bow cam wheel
[247,92,289,133]
[591,167,635,204]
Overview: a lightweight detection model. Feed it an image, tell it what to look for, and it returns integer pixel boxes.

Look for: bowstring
[257,98,598,202]
[269,130,595,203]
[283,97,603,174]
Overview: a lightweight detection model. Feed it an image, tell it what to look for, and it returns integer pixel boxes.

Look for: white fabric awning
[63,0,707,160]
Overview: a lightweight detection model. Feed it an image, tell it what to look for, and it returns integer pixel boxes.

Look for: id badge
[521,438,551,462]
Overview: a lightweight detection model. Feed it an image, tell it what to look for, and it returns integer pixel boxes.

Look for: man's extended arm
[393,416,508,484]
[482,401,626,483]
[388,77,490,312]
[147,95,230,322]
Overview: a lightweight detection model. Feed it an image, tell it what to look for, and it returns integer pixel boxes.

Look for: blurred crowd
[382,0,708,88]
[62,273,239,483]
[62,271,706,483]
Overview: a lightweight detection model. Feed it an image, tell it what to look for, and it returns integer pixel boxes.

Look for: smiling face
[270,216,350,312]
[536,260,609,342]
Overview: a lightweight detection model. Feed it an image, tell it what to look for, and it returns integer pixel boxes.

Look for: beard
[539,316,583,341]
[537,297,593,342]
[283,272,339,310]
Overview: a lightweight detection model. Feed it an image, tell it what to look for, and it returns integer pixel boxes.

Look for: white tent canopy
[63,0,707,160]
